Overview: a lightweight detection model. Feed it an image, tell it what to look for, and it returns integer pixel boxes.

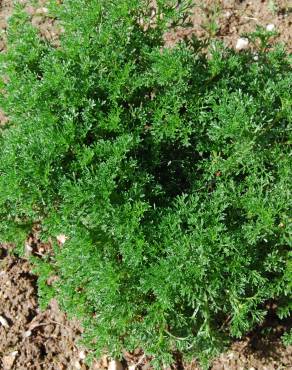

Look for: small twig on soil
[242,16,258,21]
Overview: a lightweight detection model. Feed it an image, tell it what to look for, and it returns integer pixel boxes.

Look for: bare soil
[0,246,89,370]
[165,0,292,51]
[0,1,291,369]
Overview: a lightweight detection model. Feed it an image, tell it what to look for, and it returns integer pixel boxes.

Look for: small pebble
[235,38,249,51]
[266,23,275,32]
[79,350,86,360]
[0,315,9,328]
[23,330,32,338]
[108,360,124,370]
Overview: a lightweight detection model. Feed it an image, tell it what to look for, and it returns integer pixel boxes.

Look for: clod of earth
[2,351,18,370]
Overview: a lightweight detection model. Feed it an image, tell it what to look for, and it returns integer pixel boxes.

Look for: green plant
[282,329,292,346]
[267,0,291,15]
[199,0,221,38]
[0,0,291,368]
[245,25,279,53]
[268,0,279,14]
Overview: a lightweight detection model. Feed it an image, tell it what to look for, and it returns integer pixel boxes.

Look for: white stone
[79,350,86,360]
[128,365,136,370]
[108,360,124,370]
[0,315,9,328]
[266,23,275,32]
[23,330,32,338]
[235,38,249,51]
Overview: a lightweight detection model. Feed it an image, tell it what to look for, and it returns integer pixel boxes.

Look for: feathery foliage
[0,0,291,367]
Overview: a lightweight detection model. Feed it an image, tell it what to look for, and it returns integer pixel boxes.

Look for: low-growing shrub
[0,0,291,367]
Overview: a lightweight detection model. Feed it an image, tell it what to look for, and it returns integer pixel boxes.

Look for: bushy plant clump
[0,0,291,367]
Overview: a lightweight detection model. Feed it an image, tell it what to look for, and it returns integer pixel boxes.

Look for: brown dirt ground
[165,0,292,51]
[1,1,292,369]
[0,246,88,370]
